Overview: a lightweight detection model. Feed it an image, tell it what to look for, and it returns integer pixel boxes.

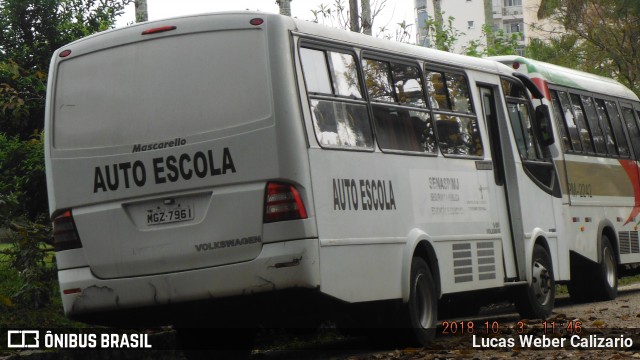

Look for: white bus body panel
[46,13,321,316]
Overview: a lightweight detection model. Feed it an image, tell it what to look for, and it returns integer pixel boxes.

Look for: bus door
[478,85,519,279]
[494,78,559,280]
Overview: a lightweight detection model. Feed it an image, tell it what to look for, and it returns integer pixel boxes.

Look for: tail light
[264,182,308,223]
[53,210,82,251]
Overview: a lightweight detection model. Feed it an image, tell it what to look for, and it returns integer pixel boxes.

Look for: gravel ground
[341,283,640,360]
[3,285,640,360]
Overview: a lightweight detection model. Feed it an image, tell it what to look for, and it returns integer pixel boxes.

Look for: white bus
[495,56,640,302]
[46,12,559,345]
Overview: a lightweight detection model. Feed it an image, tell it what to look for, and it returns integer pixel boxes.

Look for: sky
[117,0,417,39]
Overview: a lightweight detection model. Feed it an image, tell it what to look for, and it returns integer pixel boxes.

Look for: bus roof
[55,11,516,87]
[492,55,639,101]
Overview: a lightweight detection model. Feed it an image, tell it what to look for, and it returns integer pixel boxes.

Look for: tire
[595,236,618,300]
[406,257,438,346]
[568,235,618,302]
[515,244,555,319]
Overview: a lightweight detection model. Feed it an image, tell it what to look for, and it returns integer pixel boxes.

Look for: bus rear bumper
[58,238,320,319]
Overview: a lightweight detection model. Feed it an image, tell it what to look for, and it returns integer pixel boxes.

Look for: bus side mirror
[535,104,555,147]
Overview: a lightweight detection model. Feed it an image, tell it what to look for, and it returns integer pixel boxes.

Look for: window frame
[425,65,484,159]
[361,52,437,156]
[502,77,550,163]
[299,40,375,152]
[548,85,635,159]
[620,102,640,160]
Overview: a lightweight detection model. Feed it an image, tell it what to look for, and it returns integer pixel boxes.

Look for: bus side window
[435,114,483,156]
[363,58,436,154]
[425,71,451,110]
[593,98,619,156]
[426,68,483,158]
[569,93,595,154]
[445,73,473,114]
[603,99,631,158]
[579,95,608,155]
[620,105,640,159]
[549,91,571,153]
[556,91,584,153]
[300,47,374,149]
[506,102,539,160]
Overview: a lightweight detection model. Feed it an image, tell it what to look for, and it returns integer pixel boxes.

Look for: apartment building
[417,0,556,54]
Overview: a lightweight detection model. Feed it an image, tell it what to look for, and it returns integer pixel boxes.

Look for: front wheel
[514,244,555,319]
[406,257,438,346]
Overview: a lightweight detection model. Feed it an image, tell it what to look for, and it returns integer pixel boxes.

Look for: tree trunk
[361,0,371,35]
[432,0,443,27]
[277,0,292,16]
[134,0,148,23]
[349,0,360,32]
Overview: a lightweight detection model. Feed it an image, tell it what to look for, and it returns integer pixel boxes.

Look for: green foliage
[422,14,461,52]
[0,133,47,222]
[525,36,582,70]
[532,0,640,95]
[0,0,130,313]
[0,133,52,309]
[465,24,521,57]
[5,224,55,309]
[0,0,132,138]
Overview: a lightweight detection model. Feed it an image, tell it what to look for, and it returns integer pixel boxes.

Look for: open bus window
[364,58,436,154]
[300,46,373,150]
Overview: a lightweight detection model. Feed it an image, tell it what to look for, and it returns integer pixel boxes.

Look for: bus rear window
[53,30,271,149]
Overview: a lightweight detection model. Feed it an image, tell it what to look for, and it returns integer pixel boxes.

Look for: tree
[0,0,131,309]
[312,0,386,37]
[534,0,640,95]
[422,14,461,52]
[465,24,521,57]
[0,0,132,138]
[135,0,148,22]
[276,0,292,16]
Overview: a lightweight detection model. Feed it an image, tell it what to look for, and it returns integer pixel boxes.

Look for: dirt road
[258,283,640,359]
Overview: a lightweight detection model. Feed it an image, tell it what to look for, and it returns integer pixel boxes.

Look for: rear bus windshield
[53,29,271,149]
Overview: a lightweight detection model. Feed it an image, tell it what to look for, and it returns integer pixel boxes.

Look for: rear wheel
[515,244,554,319]
[405,257,437,345]
[569,235,618,302]
[595,236,618,300]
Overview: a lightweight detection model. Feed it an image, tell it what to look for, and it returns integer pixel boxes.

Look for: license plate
[146,202,194,225]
